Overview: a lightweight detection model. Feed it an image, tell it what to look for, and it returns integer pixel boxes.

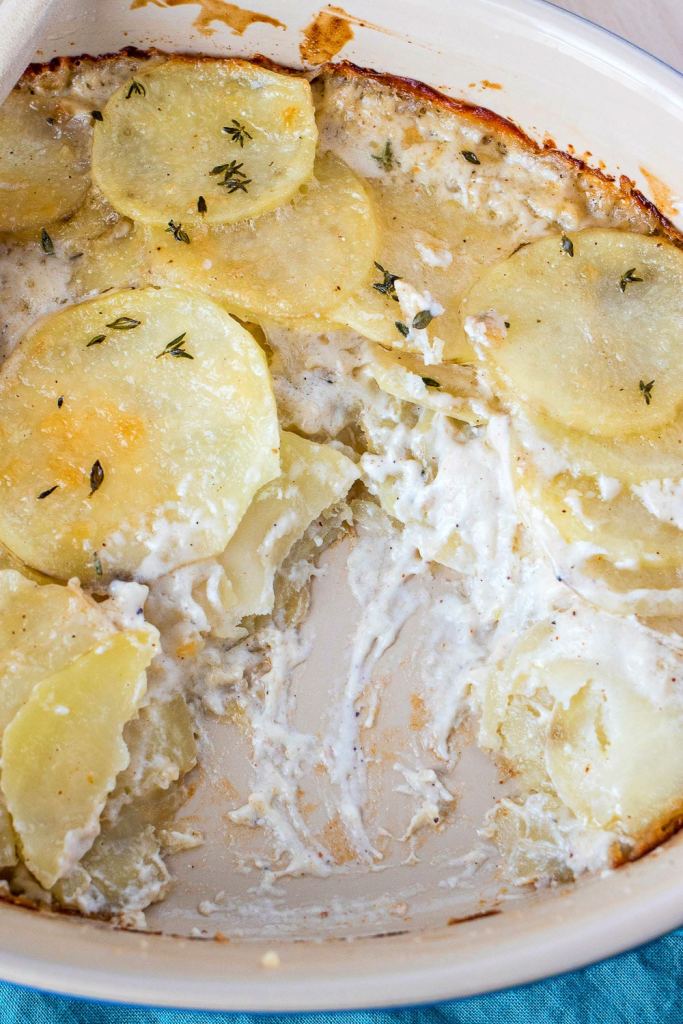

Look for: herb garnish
[620,267,643,292]
[37,485,58,500]
[166,220,190,244]
[395,321,409,338]
[197,195,207,214]
[91,109,103,121]
[86,334,107,348]
[106,316,141,330]
[421,377,441,388]
[89,460,104,496]
[57,396,64,408]
[561,234,574,257]
[639,379,655,405]
[210,160,251,193]
[504,320,511,329]
[125,80,146,99]
[371,141,394,172]
[222,119,252,147]
[412,309,433,330]
[461,150,480,165]
[373,262,400,301]
[40,228,54,255]
[93,553,103,577]
[156,332,194,360]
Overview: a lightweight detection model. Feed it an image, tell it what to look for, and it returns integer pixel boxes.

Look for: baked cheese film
[0,50,680,927]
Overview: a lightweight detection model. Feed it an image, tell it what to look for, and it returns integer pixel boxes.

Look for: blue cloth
[0,927,681,1022]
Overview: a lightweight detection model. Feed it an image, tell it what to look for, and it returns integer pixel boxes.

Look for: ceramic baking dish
[0,0,681,1010]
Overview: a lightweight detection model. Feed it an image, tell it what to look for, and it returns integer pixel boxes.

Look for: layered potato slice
[330,178,511,362]
[0,287,279,583]
[2,629,157,889]
[0,86,90,233]
[367,346,484,425]
[518,464,683,569]
[463,230,683,437]
[217,430,358,629]
[93,58,317,226]
[143,153,377,320]
[480,612,683,855]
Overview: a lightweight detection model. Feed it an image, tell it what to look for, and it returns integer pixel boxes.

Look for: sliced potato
[0,800,16,869]
[143,153,377,319]
[0,287,280,583]
[547,677,683,841]
[0,569,117,733]
[367,346,483,424]
[216,431,358,632]
[521,408,683,486]
[519,464,683,568]
[93,58,317,226]
[463,230,683,436]
[0,87,90,233]
[330,178,511,361]
[2,629,156,888]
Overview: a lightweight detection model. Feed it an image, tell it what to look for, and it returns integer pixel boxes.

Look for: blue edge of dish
[0,0,681,1017]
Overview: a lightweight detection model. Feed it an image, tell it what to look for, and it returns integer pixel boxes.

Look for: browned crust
[447,908,502,926]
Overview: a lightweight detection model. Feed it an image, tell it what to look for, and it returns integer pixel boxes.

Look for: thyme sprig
[210,160,251,194]
[373,262,400,301]
[371,140,394,172]
[620,267,643,292]
[166,220,190,243]
[639,379,655,405]
[156,332,194,360]
[222,119,252,147]
[126,80,146,99]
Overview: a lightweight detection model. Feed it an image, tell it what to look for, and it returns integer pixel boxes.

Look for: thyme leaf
[93,553,103,577]
[561,234,574,257]
[197,195,207,214]
[373,261,400,301]
[106,316,141,330]
[412,309,433,330]
[166,220,190,244]
[395,321,409,338]
[37,485,59,500]
[639,379,655,405]
[222,119,252,147]
[125,80,146,99]
[89,459,104,496]
[156,332,194,360]
[210,160,251,194]
[40,228,54,255]
[86,334,107,348]
[91,109,103,121]
[421,377,441,388]
[371,140,394,172]
[461,150,480,165]
[57,396,64,408]
[620,267,643,292]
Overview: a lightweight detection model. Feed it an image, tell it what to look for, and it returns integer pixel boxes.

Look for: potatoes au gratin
[0,51,680,928]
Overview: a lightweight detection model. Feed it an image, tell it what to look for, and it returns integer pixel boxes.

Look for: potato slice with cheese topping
[0,87,90,233]
[368,346,483,424]
[143,153,377,319]
[2,629,157,889]
[0,287,279,584]
[519,465,683,568]
[0,569,118,733]
[93,59,317,226]
[463,230,683,436]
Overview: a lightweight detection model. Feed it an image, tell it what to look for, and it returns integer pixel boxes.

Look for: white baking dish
[0,0,681,1009]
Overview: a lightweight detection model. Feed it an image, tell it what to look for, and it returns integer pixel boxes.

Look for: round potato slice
[463,230,683,437]
[0,287,279,583]
[519,465,683,569]
[92,58,317,226]
[521,408,683,486]
[547,677,683,844]
[0,87,90,233]
[143,153,377,319]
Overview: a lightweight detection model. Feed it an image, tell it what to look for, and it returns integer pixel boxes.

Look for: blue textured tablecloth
[0,926,681,1022]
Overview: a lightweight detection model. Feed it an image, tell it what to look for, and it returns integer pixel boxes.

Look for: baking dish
[0,0,681,1009]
